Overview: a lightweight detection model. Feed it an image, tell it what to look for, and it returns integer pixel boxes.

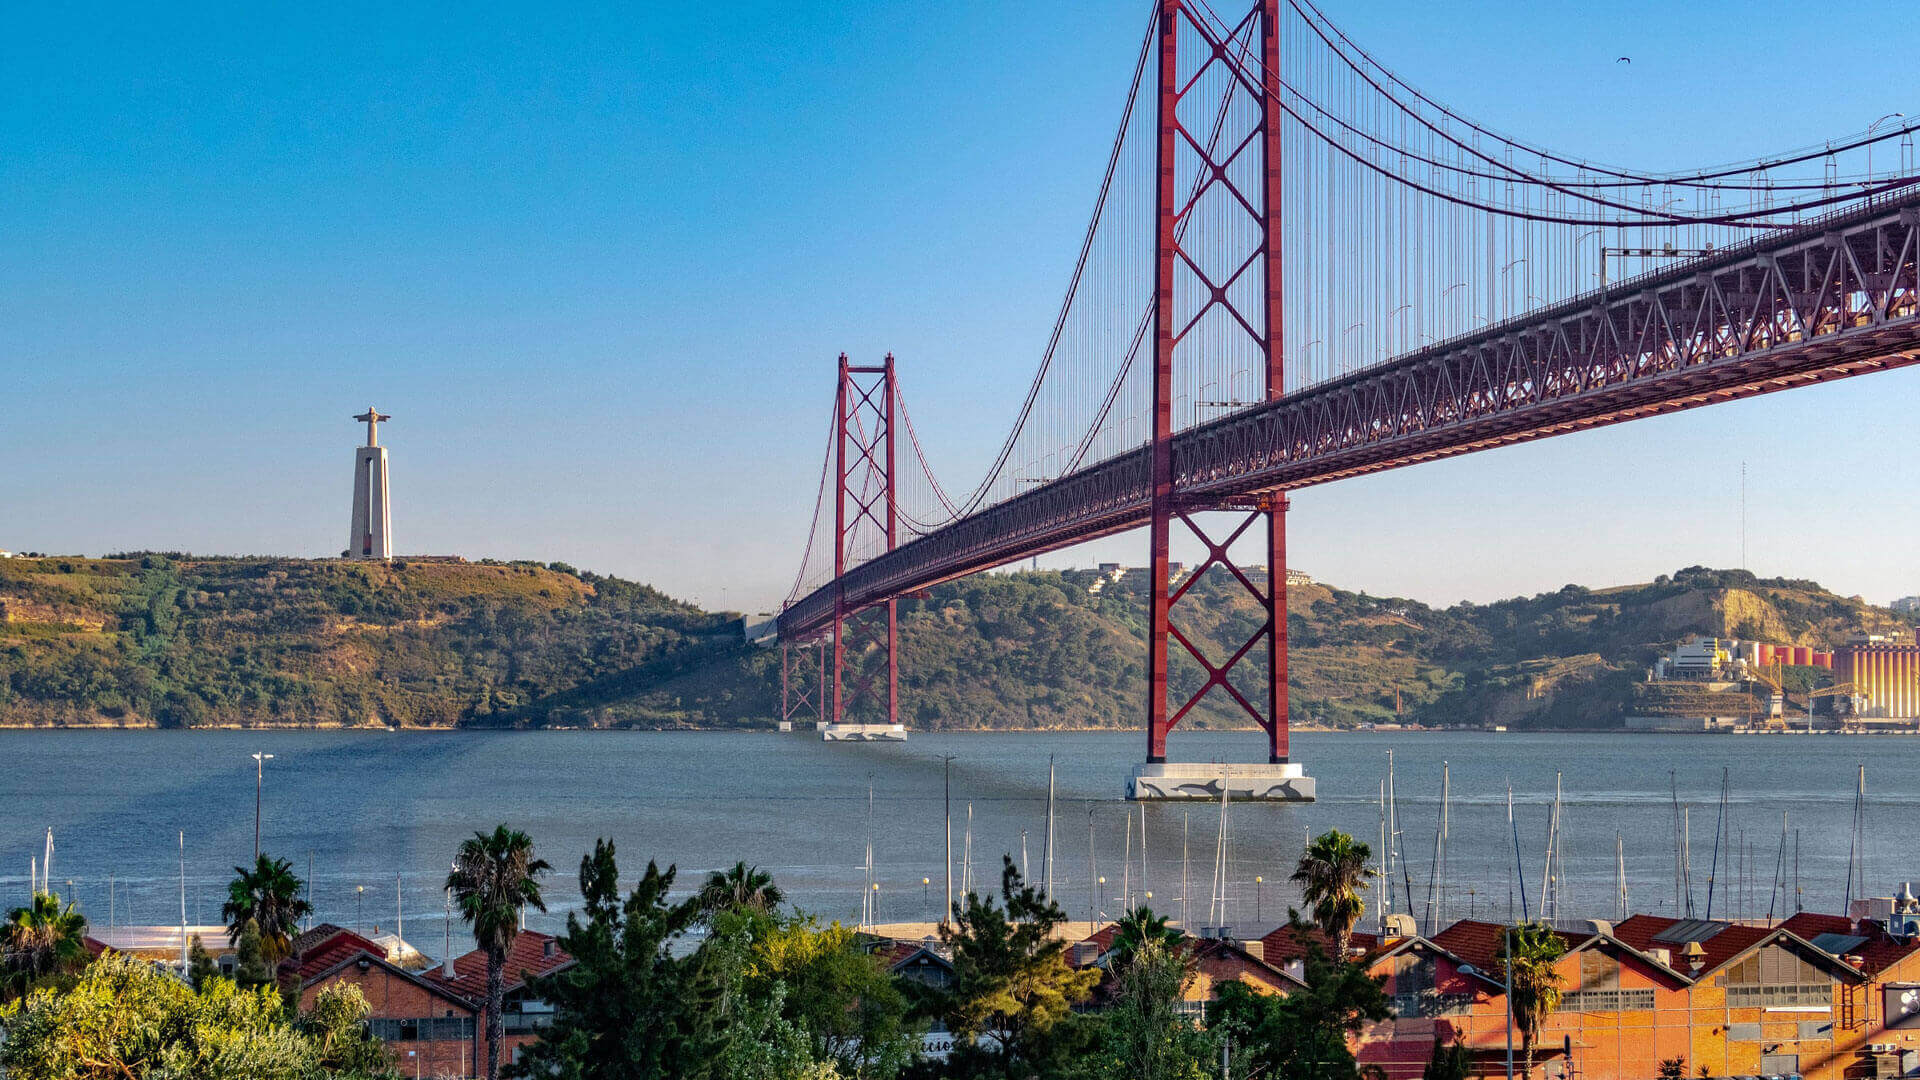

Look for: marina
[5,728,1913,935]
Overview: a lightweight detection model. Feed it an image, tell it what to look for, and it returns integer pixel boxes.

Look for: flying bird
[1616,56,1632,63]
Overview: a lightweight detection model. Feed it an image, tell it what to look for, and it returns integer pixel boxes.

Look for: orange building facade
[1340,913,1920,1080]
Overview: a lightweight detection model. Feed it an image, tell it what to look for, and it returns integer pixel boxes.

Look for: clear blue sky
[4,0,1916,613]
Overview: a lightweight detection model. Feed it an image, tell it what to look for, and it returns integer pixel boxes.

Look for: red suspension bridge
[775,0,1920,797]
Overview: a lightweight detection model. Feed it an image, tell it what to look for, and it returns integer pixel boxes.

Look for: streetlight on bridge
[1867,113,1907,183]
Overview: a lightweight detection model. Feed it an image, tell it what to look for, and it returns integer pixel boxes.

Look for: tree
[508,839,727,1080]
[1290,830,1375,959]
[1094,938,1214,1080]
[698,862,786,917]
[222,854,313,962]
[1210,928,1391,1080]
[1108,906,1183,965]
[747,915,917,1078]
[233,919,277,991]
[937,857,1099,1078]
[1422,1036,1471,1080]
[1657,1057,1687,1080]
[0,950,399,1079]
[2,892,90,1000]
[448,825,551,1080]
[303,983,401,1076]
[188,934,220,991]
[1502,922,1567,1080]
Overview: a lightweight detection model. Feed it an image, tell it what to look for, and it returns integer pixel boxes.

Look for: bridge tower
[780,638,826,729]
[829,353,900,731]
[1133,0,1312,800]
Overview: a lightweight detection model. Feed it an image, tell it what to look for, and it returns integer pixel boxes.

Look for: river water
[0,729,1908,942]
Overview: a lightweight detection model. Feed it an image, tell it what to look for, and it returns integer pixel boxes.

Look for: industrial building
[1835,636,1920,719]
[1651,637,1833,682]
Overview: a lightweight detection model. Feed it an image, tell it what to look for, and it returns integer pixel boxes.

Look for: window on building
[503,998,556,1036]
[1577,950,1620,992]
[1559,988,1656,1013]
[369,1017,475,1042]
[1717,945,1832,1007]
[1386,954,1471,1018]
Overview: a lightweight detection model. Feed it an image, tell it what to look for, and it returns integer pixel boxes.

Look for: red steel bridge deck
[780,191,1920,640]
[775,0,1920,782]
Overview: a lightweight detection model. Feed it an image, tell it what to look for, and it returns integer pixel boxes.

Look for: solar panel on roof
[1808,932,1869,956]
[1652,919,1730,945]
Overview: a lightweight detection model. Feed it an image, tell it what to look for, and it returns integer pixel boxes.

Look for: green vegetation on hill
[0,554,746,728]
[0,555,1906,730]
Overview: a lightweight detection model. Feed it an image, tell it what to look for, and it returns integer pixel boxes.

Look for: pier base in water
[1127,762,1316,802]
[820,723,907,742]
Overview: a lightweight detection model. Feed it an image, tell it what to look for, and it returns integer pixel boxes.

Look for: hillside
[0,555,1907,730]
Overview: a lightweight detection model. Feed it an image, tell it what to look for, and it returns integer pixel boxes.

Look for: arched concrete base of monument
[1127,761,1316,802]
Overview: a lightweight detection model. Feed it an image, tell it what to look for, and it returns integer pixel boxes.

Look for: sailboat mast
[1706,766,1727,920]
[1378,778,1389,931]
[1683,806,1693,917]
[178,830,188,970]
[1509,782,1530,922]
[1386,750,1402,914]
[1043,756,1056,899]
[1181,811,1191,930]
[1440,763,1451,928]
[1086,803,1096,926]
[1617,833,1628,921]
[864,780,875,928]
[1844,764,1867,914]
[1139,801,1148,910]
[1210,787,1228,927]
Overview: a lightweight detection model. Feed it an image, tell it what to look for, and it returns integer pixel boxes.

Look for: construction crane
[1744,661,1789,728]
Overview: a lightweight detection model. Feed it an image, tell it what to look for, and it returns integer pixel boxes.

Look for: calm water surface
[1,729,1910,942]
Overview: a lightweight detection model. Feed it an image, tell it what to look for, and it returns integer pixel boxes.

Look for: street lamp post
[1255,876,1264,922]
[356,885,365,935]
[251,752,274,861]
[1868,113,1907,182]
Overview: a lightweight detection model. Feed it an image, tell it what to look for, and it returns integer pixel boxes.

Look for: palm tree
[222,854,312,963]
[3,892,90,998]
[696,861,783,915]
[1109,905,1183,963]
[447,825,550,1080]
[1503,921,1567,1080]
[1290,829,1375,959]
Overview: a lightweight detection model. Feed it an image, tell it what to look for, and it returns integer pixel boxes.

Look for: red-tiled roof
[1780,912,1920,976]
[1258,924,1380,966]
[426,930,572,1001]
[1428,920,1595,974]
[290,928,387,983]
[1189,937,1307,989]
[1611,914,1774,977]
[291,923,356,957]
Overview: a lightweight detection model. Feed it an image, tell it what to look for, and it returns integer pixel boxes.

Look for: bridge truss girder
[779,195,1920,648]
